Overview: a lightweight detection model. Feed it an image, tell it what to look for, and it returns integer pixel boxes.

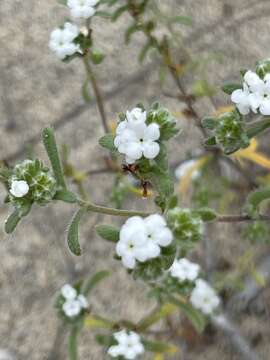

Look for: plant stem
[82,55,109,133]
[68,327,78,360]
[77,199,150,217]
[216,214,270,222]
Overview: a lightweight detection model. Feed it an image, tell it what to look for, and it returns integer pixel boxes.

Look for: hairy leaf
[67,208,86,256]
[95,224,120,242]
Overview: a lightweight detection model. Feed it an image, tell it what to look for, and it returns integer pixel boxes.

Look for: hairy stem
[83,55,109,133]
[77,199,150,217]
[68,327,78,360]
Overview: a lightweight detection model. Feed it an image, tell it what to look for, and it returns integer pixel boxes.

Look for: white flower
[190,279,220,315]
[170,258,200,282]
[61,284,77,300]
[175,159,200,181]
[67,0,99,19]
[126,107,147,123]
[114,119,160,164]
[116,215,173,269]
[244,70,265,93]
[231,83,251,115]
[108,330,144,360]
[10,180,29,198]
[63,299,82,317]
[49,22,80,60]
[77,294,89,309]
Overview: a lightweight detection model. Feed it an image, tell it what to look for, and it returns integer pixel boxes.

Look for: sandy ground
[1,0,270,359]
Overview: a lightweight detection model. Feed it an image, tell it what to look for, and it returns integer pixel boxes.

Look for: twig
[227,253,270,313]
[211,313,261,360]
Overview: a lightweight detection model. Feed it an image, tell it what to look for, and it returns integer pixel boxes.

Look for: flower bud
[255,58,270,79]
[167,207,203,243]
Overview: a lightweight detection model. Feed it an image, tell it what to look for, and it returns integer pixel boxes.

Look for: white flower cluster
[116,214,173,269]
[61,284,89,318]
[170,258,200,282]
[108,330,144,359]
[190,279,220,315]
[231,70,270,115]
[49,22,80,60]
[67,0,99,19]
[10,180,29,198]
[114,107,161,164]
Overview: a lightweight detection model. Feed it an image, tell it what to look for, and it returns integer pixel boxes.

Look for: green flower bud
[255,58,270,79]
[167,207,203,243]
[10,159,57,206]
[214,111,249,154]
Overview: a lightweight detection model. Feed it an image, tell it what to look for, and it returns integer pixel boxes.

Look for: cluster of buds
[57,284,89,319]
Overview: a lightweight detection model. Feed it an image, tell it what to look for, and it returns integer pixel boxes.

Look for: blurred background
[1,0,270,359]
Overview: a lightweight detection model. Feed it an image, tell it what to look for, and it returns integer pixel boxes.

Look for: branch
[216,214,270,222]
[227,253,270,312]
[211,313,261,360]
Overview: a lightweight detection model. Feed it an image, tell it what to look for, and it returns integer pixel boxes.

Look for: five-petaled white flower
[10,180,29,198]
[170,258,200,282]
[114,107,160,164]
[231,70,270,115]
[116,215,173,269]
[190,279,220,315]
[77,294,89,309]
[49,22,80,60]
[108,330,144,359]
[67,0,99,19]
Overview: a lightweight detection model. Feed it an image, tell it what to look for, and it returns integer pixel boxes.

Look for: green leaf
[170,15,193,26]
[95,224,120,242]
[246,187,270,215]
[67,208,86,256]
[82,270,110,295]
[205,136,217,146]
[125,24,141,44]
[170,297,206,333]
[82,80,92,103]
[111,5,129,21]
[54,190,77,203]
[193,207,217,221]
[139,40,154,63]
[91,49,105,65]
[192,80,216,98]
[143,339,177,353]
[201,116,216,130]
[99,134,116,152]
[222,83,242,95]
[5,210,21,234]
[94,10,112,18]
[42,127,66,189]
[246,118,270,139]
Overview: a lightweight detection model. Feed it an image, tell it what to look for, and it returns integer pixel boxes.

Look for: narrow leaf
[246,187,270,215]
[170,15,193,26]
[222,83,242,95]
[99,134,116,152]
[246,118,270,139]
[95,224,120,242]
[193,207,217,221]
[5,210,21,234]
[67,208,86,256]
[42,127,66,189]
[54,190,77,203]
[82,270,110,295]
[82,80,92,102]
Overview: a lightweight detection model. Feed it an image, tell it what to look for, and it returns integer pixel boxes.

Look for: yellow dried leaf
[85,315,113,329]
[214,105,235,116]
[232,139,270,170]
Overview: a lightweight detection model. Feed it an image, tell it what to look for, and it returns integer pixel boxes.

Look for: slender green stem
[82,55,109,133]
[68,327,78,360]
[216,214,270,222]
[77,199,150,217]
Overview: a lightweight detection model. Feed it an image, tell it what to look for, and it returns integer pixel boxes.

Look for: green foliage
[42,127,66,189]
[82,270,111,295]
[99,134,116,152]
[245,186,270,216]
[193,207,217,221]
[10,159,57,206]
[242,222,270,244]
[202,111,249,155]
[5,210,21,234]
[95,224,120,242]
[255,58,270,79]
[167,207,203,247]
[91,49,105,64]
[246,117,270,139]
[192,79,216,98]
[67,208,86,256]
[53,190,78,203]
[82,79,92,103]
[222,83,242,95]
